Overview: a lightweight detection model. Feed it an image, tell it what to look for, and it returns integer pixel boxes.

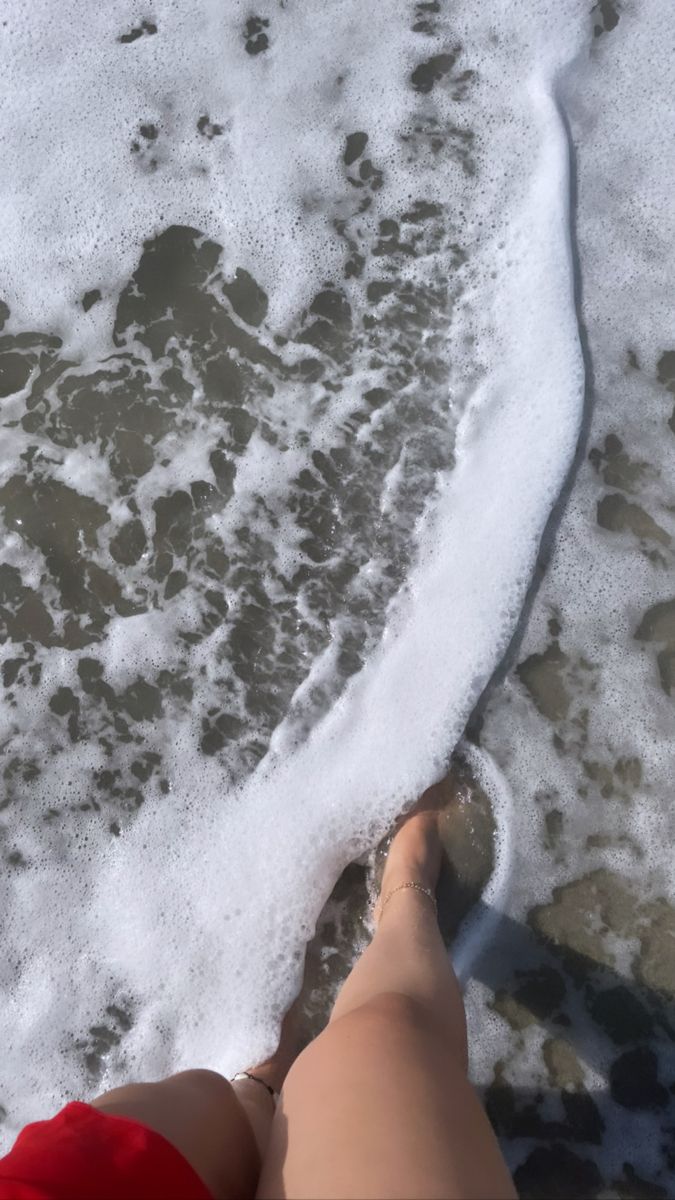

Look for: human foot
[238,1000,301,1099]
[374,781,451,923]
[231,1000,302,1159]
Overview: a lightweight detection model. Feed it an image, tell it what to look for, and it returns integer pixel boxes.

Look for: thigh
[93,1068,260,1200]
[257,994,515,1200]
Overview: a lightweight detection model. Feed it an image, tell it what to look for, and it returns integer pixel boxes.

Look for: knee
[359,991,439,1034]
[354,991,468,1068]
[169,1068,232,1104]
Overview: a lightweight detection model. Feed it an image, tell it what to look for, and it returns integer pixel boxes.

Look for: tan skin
[92,786,516,1200]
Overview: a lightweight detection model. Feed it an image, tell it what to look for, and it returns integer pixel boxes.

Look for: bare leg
[257,785,516,1200]
[91,1010,298,1200]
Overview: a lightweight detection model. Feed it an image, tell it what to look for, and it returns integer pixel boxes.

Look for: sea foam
[0,0,586,1138]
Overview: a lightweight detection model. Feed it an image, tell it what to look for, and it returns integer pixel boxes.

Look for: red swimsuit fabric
[0,1101,213,1200]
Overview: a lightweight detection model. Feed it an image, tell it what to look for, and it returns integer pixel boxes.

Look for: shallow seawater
[1,1,674,1195]
[0,215,459,803]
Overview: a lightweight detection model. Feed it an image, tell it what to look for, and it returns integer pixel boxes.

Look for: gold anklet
[380,881,437,914]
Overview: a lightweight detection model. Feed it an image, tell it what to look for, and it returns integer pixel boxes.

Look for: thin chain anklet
[231,1071,279,1102]
[380,881,437,914]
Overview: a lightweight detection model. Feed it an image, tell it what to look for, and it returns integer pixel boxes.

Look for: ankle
[379,879,437,920]
[381,857,438,895]
[382,824,441,891]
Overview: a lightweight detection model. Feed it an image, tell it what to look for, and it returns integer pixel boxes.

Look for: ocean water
[1,0,674,1193]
